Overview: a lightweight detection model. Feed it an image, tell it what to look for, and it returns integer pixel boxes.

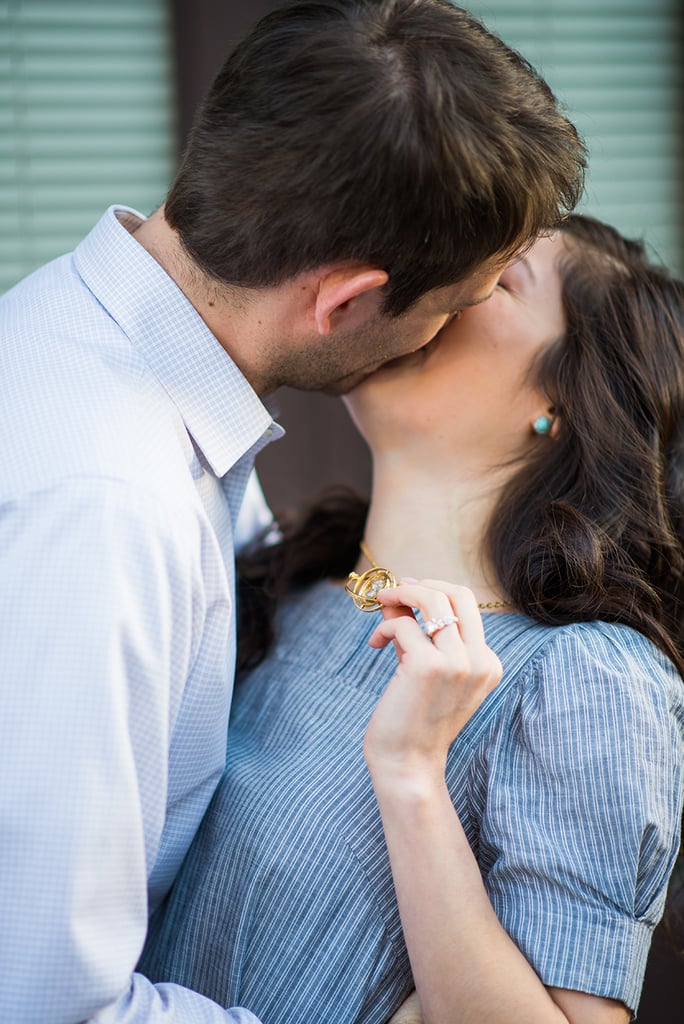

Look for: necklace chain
[345,541,512,612]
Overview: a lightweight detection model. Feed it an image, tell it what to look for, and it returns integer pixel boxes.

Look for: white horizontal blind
[0,0,176,294]
[464,0,683,273]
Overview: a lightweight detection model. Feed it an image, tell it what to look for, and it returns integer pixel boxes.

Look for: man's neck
[133,206,269,388]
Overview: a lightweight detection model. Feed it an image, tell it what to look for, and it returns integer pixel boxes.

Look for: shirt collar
[73,205,283,478]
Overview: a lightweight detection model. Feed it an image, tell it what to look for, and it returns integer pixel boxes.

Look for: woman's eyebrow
[517,254,536,284]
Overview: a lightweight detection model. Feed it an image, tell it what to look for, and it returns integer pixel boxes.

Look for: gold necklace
[345,541,512,612]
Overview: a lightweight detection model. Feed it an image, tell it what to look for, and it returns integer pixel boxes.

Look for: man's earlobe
[314,267,389,335]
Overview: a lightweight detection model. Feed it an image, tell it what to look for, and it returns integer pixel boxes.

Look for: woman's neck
[359,455,509,607]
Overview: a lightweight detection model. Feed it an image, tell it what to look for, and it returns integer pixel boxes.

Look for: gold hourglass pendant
[344,542,397,611]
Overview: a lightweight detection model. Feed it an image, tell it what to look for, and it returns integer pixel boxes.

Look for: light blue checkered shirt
[0,207,282,1023]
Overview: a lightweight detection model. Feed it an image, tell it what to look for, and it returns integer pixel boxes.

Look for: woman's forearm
[370,768,571,1024]
[365,582,630,1024]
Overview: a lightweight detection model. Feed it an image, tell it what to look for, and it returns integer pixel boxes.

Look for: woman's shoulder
[534,618,680,690]
[484,613,683,729]
[489,612,678,678]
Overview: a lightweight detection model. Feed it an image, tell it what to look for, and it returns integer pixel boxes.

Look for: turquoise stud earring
[532,414,553,435]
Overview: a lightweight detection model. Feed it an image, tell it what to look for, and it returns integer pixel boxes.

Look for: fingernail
[399,576,418,583]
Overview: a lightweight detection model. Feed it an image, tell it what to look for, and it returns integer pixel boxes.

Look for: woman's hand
[363,579,502,783]
[386,990,422,1024]
[364,581,630,1024]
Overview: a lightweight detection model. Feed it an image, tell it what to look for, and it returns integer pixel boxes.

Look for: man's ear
[314,266,389,336]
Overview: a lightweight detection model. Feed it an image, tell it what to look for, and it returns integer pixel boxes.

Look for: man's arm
[0,478,261,1023]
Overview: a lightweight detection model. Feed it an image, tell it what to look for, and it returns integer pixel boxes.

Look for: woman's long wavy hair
[237,214,684,678]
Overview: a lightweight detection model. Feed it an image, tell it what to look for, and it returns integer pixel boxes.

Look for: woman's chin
[347,346,428,402]
[378,340,435,375]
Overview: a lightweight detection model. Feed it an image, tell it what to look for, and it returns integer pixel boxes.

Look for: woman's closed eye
[496,265,524,293]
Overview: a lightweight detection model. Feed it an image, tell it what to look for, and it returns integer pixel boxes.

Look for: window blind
[465,0,683,273]
[2,2,681,291]
[0,0,175,294]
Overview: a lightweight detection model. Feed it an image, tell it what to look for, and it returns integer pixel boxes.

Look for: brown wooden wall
[170,0,372,517]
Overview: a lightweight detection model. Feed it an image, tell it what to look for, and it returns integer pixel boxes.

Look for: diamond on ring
[423,615,459,638]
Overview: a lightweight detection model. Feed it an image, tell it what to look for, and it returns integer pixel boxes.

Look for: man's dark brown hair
[166,0,586,314]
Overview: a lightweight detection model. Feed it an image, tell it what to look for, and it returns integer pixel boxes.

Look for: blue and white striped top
[140,580,684,1020]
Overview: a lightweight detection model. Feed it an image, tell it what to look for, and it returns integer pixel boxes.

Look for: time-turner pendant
[345,565,398,612]
[344,541,397,612]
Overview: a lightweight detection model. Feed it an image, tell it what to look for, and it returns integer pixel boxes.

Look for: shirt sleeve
[481,624,684,1014]
[0,478,262,1024]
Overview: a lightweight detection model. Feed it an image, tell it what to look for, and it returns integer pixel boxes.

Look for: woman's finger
[371,611,500,689]
[378,579,485,645]
[369,612,446,653]
[379,595,416,623]
[365,598,503,761]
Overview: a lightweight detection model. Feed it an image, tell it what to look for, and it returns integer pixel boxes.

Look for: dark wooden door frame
[170,0,280,147]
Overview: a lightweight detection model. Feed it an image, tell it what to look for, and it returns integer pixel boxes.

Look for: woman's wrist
[365,754,449,807]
